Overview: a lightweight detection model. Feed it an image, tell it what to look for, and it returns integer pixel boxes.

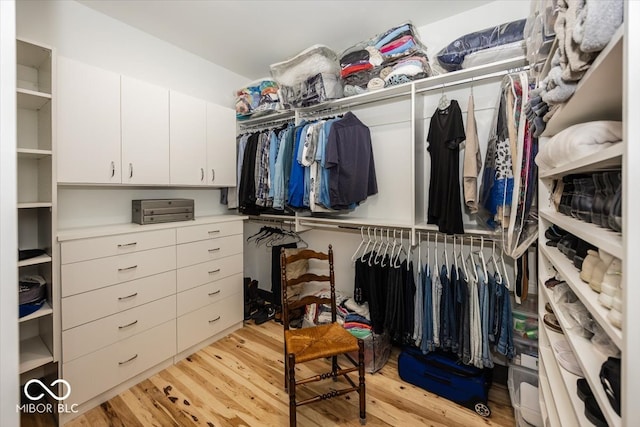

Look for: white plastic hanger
[360,227,373,262]
[467,236,479,283]
[394,230,403,268]
[426,232,431,274]
[476,236,489,282]
[351,227,366,262]
[368,228,381,267]
[442,234,450,277]
[434,234,439,280]
[457,236,469,281]
[486,239,503,284]
[500,246,511,290]
[376,228,393,267]
[417,232,422,275]
[453,235,459,273]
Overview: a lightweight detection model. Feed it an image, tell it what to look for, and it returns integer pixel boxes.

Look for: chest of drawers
[58,215,245,407]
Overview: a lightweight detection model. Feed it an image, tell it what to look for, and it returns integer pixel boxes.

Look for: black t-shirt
[427,100,465,234]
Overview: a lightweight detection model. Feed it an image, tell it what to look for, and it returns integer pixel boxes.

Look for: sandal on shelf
[544,313,563,334]
[545,303,554,314]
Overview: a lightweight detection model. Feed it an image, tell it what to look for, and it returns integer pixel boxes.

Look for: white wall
[0,1,20,424]
[16,0,250,106]
[17,0,250,229]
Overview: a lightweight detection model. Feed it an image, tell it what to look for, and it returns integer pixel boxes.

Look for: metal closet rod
[414,65,530,95]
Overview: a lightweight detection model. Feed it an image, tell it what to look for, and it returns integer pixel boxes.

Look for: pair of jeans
[496,275,515,359]
[421,265,434,353]
[478,266,494,368]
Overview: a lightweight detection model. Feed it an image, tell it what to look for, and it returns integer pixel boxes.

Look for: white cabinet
[169,91,207,185]
[206,102,236,186]
[58,216,245,408]
[121,76,170,184]
[57,56,121,184]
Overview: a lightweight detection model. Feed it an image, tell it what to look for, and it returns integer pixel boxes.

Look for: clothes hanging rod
[414,65,530,95]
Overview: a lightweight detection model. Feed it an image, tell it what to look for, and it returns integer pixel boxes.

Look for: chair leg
[288,354,297,427]
[284,349,289,392]
[332,355,338,381]
[358,340,366,425]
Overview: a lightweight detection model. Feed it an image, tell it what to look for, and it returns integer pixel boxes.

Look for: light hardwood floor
[30,321,516,426]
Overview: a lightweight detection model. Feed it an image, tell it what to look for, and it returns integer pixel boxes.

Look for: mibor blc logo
[18,379,79,414]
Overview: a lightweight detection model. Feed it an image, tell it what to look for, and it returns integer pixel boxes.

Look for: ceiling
[78,0,493,80]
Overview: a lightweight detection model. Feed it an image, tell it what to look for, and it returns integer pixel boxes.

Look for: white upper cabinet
[169,91,207,185]
[121,76,170,185]
[206,102,236,187]
[57,57,121,184]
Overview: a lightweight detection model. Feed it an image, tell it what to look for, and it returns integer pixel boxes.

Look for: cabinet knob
[129,163,133,179]
[201,168,204,182]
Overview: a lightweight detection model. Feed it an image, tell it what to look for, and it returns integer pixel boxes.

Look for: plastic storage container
[513,335,539,371]
[508,364,543,427]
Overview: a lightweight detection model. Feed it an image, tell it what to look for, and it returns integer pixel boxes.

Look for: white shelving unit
[238,56,528,242]
[16,38,58,381]
[537,14,632,425]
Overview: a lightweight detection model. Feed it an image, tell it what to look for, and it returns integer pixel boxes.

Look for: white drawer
[63,295,176,362]
[176,234,243,268]
[61,246,176,297]
[176,253,242,293]
[62,270,175,330]
[176,220,242,244]
[63,320,176,405]
[61,229,175,264]
[177,292,243,353]
[177,273,242,317]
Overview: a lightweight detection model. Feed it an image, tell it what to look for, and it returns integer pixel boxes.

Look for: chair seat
[285,323,360,364]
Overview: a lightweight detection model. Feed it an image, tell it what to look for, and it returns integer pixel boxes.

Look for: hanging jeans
[456,267,467,359]
[421,265,434,353]
[432,267,442,348]
[496,278,516,359]
[459,268,471,364]
[478,267,494,368]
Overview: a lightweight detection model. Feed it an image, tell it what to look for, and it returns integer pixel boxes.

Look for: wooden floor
[30,321,516,426]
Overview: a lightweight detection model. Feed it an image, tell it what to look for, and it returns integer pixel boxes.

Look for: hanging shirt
[287,123,308,208]
[427,100,465,234]
[325,112,378,209]
[463,93,482,213]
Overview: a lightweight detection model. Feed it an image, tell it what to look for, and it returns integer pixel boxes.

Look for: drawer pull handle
[118,265,138,272]
[208,290,221,296]
[129,163,133,179]
[208,268,221,275]
[110,161,115,178]
[211,168,215,182]
[200,168,205,182]
[118,354,138,365]
[208,230,221,234]
[208,248,221,253]
[118,320,138,329]
[118,292,138,301]
[117,242,137,248]
[209,316,221,324]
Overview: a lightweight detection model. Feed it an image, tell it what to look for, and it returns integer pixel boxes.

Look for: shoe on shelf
[580,250,600,283]
[577,378,593,402]
[602,258,622,289]
[608,308,622,330]
[584,396,608,427]
[544,313,563,334]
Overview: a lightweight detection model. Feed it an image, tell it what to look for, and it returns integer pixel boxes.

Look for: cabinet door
[169,91,206,185]
[206,102,236,186]
[121,76,169,184]
[57,57,121,184]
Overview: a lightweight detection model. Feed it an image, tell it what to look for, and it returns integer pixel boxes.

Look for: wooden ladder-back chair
[280,245,366,426]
